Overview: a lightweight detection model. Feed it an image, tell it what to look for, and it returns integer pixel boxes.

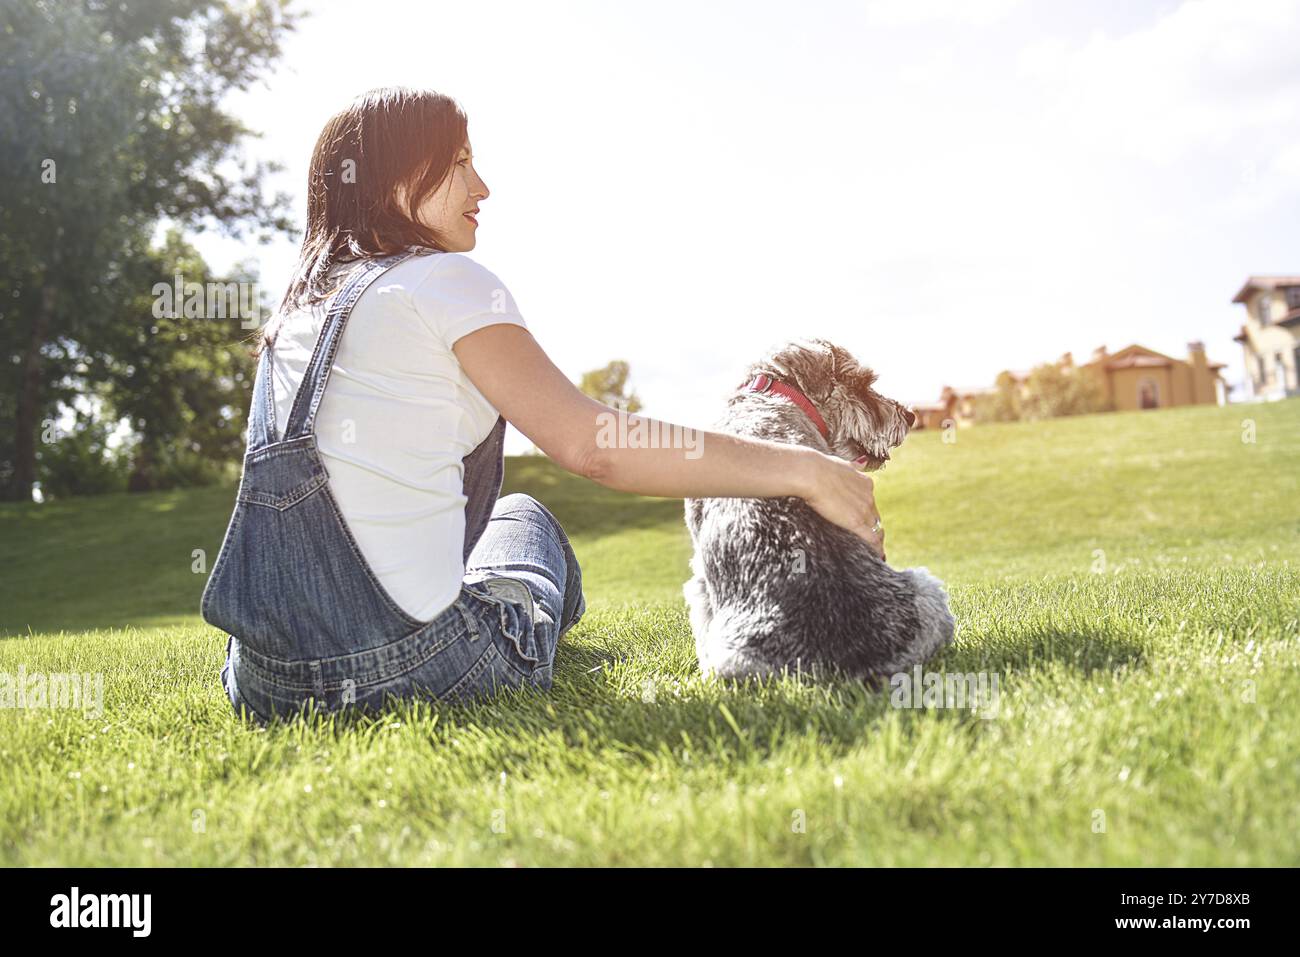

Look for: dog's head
[746,337,915,469]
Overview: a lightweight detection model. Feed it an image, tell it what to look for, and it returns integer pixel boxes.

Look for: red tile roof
[1104,354,1172,369]
[1232,276,1300,304]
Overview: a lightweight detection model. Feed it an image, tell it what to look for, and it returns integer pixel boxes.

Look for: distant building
[1231,276,1300,400]
[908,401,947,431]
[911,377,1026,430]
[911,383,1002,430]
[1081,343,1227,410]
[912,342,1226,428]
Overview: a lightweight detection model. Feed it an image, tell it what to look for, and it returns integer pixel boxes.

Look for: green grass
[1,399,1297,866]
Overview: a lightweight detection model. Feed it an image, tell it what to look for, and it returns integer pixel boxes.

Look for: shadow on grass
[221,622,1149,772]
[934,624,1147,678]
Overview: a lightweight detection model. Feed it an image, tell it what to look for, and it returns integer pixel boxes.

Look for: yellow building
[1081,343,1227,411]
[1232,276,1300,400]
[913,343,1227,428]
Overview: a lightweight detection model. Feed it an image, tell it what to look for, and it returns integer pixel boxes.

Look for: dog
[683,338,956,683]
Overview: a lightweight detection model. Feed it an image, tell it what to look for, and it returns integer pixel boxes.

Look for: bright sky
[196,0,1300,453]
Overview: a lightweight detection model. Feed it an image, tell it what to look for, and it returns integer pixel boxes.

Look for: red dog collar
[744,374,830,441]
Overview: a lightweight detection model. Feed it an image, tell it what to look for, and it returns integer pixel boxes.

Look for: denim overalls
[201,251,586,724]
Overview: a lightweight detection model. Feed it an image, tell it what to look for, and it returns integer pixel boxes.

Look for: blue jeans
[220,492,585,724]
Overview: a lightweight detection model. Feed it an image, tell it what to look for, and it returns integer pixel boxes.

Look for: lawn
[1,399,1297,866]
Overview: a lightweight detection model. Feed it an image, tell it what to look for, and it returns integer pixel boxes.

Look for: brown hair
[260,86,469,352]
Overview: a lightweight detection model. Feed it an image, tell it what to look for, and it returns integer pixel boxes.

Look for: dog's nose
[904,408,917,428]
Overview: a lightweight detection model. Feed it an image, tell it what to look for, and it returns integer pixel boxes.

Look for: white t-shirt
[268,248,527,621]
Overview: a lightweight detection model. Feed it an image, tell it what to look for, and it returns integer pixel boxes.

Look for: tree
[972,371,1023,423]
[34,407,131,500]
[1021,360,1109,420]
[972,361,1109,424]
[0,0,296,500]
[98,231,259,491]
[578,360,642,412]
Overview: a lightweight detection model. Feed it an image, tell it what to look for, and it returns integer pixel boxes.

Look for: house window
[1138,377,1160,409]
[1287,286,1300,311]
[1257,294,1273,323]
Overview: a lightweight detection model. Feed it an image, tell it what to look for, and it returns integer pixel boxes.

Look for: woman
[201,86,885,723]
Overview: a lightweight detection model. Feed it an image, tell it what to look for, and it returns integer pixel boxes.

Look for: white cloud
[863,0,1026,26]
[1029,0,1300,166]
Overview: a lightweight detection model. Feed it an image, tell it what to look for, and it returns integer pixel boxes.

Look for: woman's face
[411,139,488,252]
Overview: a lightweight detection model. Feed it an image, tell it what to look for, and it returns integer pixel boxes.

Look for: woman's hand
[798,452,887,561]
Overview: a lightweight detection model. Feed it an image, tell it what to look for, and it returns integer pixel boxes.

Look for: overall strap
[246,346,280,449]
[461,414,507,562]
[283,250,417,440]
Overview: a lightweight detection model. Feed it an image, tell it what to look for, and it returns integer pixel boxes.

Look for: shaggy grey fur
[684,338,956,682]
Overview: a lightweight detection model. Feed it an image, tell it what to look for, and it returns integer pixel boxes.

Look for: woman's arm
[453,324,885,555]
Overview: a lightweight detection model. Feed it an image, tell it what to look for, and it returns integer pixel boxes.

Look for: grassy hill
[1,399,1297,865]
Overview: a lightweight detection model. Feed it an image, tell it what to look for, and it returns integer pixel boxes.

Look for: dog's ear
[850,365,879,395]
[830,344,878,396]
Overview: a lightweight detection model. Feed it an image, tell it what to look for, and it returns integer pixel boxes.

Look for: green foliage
[579,359,642,412]
[1021,358,1110,420]
[34,410,130,500]
[98,231,258,492]
[0,400,1297,865]
[973,362,1110,423]
[0,0,296,500]
[971,370,1023,422]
